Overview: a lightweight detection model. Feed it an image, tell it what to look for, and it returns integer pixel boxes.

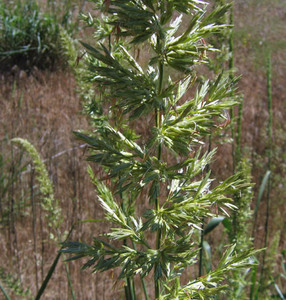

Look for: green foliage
[224,158,255,299]
[10,138,75,299]
[11,138,62,232]
[254,170,271,221]
[61,0,259,298]
[0,267,31,299]
[233,0,286,71]
[0,0,80,71]
[259,231,281,299]
[0,148,28,225]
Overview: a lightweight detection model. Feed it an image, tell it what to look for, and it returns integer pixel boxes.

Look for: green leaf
[0,281,11,300]
[79,219,105,223]
[254,170,271,217]
[222,218,232,233]
[273,282,285,300]
[203,241,212,272]
[204,216,225,235]
[119,45,144,74]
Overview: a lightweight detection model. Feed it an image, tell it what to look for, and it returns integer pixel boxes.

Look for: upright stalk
[235,99,243,164]
[30,169,39,291]
[0,281,11,300]
[121,195,136,300]
[259,52,272,294]
[61,2,257,299]
[234,0,243,166]
[154,57,164,299]
[199,219,205,277]
[228,1,241,242]
[266,53,272,175]
[156,61,164,163]
[228,3,236,172]
[228,4,234,74]
[199,135,212,277]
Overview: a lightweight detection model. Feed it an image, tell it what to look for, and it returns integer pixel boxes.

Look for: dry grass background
[0,0,285,299]
[0,69,121,299]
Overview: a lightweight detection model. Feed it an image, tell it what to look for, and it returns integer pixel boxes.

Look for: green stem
[63,262,75,300]
[267,53,272,168]
[228,4,234,74]
[156,61,164,163]
[0,280,11,300]
[199,135,212,277]
[126,277,135,300]
[35,225,75,300]
[199,218,205,277]
[259,52,272,294]
[130,238,149,300]
[228,3,236,172]
[235,100,243,163]
[141,275,149,300]
[121,201,136,300]
[233,3,242,166]
[123,199,148,300]
[154,60,164,299]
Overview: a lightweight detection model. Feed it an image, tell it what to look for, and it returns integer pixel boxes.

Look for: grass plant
[0,0,284,298]
[255,51,274,299]
[0,267,31,299]
[11,138,76,299]
[0,67,96,297]
[0,0,82,71]
[61,1,259,298]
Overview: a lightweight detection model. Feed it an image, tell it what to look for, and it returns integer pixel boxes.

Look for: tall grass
[61,1,260,298]
[11,138,77,299]
[257,52,273,298]
[0,0,83,71]
[0,70,96,298]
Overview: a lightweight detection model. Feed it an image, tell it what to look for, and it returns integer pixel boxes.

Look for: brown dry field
[0,1,285,299]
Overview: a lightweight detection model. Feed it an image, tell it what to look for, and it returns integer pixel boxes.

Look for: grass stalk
[236,98,243,164]
[127,222,149,299]
[199,135,212,277]
[252,170,271,238]
[60,2,259,298]
[228,3,236,170]
[40,206,45,282]
[35,225,75,300]
[0,280,11,300]
[35,251,62,300]
[9,146,22,285]
[154,59,164,299]
[30,168,39,291]
[124,263,135,299]
[140,274,149,300]
[63,263,75,300]
[266,53,273,170]
[228,1,245,243]
[199,219,205,277]
[121,192,136,299]
[258,51,273,295]
[129,240,148,300]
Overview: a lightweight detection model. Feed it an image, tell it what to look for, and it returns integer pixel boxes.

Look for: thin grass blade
[35,225,74,299]
[254,170,271,217]
[35,251,62,300]
[0,281,11,300]
[273,282,285,300]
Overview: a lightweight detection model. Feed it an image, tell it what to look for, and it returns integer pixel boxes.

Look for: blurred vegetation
[234,0,286,70]
[0,0,83,71]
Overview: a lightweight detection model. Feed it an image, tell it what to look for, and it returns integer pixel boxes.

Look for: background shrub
[0,0,79,71]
